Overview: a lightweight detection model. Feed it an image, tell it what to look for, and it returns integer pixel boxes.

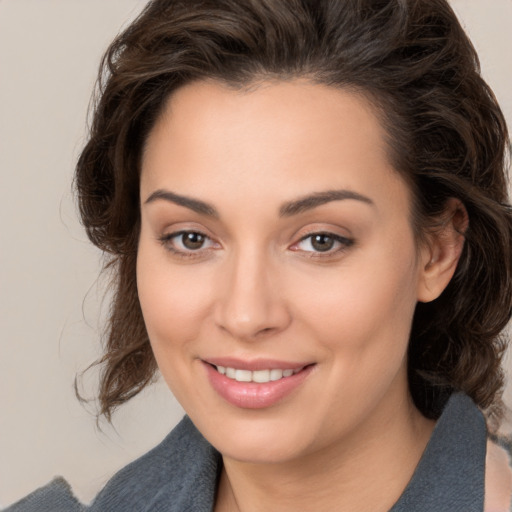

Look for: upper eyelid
[291,221,353,238]
[160,230,214,244]
[160,226,216,241]
[295,233,353,246]
[298,231,351,242]
[294,229,354,245]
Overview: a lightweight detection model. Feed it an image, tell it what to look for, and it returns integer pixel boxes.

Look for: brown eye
[294,232,354,255]
[310,234,335,252]
[181,232,206,250]
[159,230,216,254]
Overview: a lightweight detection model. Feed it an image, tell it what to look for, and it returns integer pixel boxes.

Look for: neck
[215,393,435,512]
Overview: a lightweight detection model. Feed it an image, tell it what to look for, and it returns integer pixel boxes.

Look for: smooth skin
[137,80,466,512]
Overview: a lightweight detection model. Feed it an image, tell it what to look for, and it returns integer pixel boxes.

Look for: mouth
[203,359,315,409]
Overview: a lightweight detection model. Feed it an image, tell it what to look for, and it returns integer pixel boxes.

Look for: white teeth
[252,369,270,383]
[215,366,302,383]
[270,369,283,381]
[235,369,252,382]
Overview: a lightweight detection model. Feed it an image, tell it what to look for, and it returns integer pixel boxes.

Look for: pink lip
[203,360,315,409]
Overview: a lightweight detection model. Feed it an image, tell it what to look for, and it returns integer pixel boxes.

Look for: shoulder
[485,436,512,512]
[2,477,84,512]
[3,416,220,512]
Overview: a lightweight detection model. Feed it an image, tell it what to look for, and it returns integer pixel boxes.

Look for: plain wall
[0,0,511,507]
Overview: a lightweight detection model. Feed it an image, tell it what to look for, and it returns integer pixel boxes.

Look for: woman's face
[137,79,431,464]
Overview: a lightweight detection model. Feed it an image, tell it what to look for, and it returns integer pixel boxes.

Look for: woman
[7,0,512,510]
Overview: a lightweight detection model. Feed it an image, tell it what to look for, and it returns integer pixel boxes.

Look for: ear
[417,198,468,303]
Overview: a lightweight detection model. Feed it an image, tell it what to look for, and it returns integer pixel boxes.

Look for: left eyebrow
[144,189,219,217]
[279,189,374,217]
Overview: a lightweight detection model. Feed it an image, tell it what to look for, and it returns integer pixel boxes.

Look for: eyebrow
[144,188,374,218]
[144,189,219,217]
[279,189,374,217]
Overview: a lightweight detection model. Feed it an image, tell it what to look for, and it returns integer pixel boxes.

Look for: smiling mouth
[205,361,315,408]
[212,365,306,383]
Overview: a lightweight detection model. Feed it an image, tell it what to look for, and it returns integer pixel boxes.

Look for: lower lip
[204,363,314,409]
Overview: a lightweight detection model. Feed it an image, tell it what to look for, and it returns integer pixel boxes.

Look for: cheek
[289,248,420,430]
[136,247,220,408]
[136,243,214,359]
[291,240,419,365]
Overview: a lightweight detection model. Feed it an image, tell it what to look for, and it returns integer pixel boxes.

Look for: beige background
[0,0,511,507]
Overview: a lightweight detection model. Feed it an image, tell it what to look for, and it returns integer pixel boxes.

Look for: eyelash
[158,230,354,259]
[292,232,354,258]
[158,230,218,259]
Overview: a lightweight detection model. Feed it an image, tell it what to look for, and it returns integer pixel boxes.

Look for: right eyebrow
[144,189,219,218]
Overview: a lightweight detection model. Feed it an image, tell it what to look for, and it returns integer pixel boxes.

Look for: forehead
[140,79,410,215]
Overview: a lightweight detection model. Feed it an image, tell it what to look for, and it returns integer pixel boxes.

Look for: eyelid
[158,229,221,257]
[290,230,354,255]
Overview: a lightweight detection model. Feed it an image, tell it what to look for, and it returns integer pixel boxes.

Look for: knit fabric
[390,393,486,511]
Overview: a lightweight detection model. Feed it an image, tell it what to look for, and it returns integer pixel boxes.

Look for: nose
[214,247,292,341]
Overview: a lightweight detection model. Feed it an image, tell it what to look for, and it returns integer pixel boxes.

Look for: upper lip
[203,357,313,371]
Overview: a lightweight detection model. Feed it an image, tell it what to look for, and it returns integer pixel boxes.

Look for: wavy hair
[75,0,512,423]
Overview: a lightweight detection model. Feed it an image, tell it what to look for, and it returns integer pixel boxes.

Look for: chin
[189,405,328,464]
[215,430,312,465]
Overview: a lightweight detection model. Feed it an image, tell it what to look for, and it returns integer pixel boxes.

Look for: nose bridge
[215,243,290,339]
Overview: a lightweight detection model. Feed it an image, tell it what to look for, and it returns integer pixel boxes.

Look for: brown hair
[76,0,512,423]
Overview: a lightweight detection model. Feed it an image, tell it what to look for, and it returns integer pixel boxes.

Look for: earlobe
[417,198,468,303]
